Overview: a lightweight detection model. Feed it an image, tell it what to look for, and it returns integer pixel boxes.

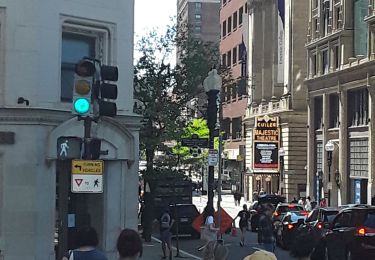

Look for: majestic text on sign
[253,116,280,172]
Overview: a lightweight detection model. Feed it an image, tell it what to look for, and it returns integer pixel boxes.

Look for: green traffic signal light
[73,98,90,114]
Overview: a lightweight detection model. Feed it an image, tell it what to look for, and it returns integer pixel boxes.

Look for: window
[322,4,330,36]
[306,209,319,222]
[194,25,201,33]
[222,53,227,67]
[314,96,323,130]
[349,139,369,178]
[228,17,232,34]
[221,118,231,139]
[322,49,329,74]
[348,88,369,126]
[354,0,368,56]
[310,52,317,76]
[232,46,237,64]
[333,6,341,30]
[227,51,231,67]
[231,85,237,100]
[195,14,201,21]
[195,2,202,9]
[232,117,242,139]
[233,11,238,30]
[239,7,244,25]
[222,21,227,38]
[61,33,95,101]
[333,45,340,69]
[226,86,231,101]
[329,94,339,128]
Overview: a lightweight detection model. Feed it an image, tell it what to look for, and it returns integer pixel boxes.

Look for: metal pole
[217,91,223,239]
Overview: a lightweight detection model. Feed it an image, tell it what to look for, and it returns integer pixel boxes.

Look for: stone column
[306,96,316,198]
[368,85,375,203]
[339,90,348,204]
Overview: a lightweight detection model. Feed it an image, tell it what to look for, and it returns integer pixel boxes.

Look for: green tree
[134,22,232,172]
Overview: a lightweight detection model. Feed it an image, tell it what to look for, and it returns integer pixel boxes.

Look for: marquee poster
[253,115,280,172]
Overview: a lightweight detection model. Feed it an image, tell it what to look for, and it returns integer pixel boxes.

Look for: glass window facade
[354,0,368,56]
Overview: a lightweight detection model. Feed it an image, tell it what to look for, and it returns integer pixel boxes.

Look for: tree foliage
[134,21,231,172]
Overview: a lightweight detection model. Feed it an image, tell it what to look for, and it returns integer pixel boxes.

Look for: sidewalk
[142,237,201,260]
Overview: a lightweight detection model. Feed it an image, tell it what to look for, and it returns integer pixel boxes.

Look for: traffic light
[72,59,95,116]
[96,65,118,117]
[83,138,101,160]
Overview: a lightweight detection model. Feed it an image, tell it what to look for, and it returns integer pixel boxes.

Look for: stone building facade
[0,1,140,259]
[244,0,309,202]
[305,0,375,206]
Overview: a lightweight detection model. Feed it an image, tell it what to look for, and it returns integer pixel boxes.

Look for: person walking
[319,198,327,208]
[62,226,107,260]
[257,205,275,253]
[198,205,218,251]
[305,196,312,211]
[236,192,242,206]
[234,204,250,246]
[117,228,143,260]
[203,240,228,260]
[159,208,175,259]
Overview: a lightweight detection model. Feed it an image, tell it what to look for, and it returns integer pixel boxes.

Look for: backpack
[161,213,170,229]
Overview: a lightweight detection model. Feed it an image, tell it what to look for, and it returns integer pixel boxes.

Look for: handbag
[200,226,217,242]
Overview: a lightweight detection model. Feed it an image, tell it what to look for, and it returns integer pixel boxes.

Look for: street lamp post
[203,69,222,210]
[325,140,334,206]
[278,147,285,195]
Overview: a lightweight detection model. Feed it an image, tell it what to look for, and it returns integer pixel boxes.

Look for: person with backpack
[234,204,250,246]
[159,208,174,259]
[257,204,275,253]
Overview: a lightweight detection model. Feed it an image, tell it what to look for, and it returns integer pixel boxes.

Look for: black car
[169,204,200,238]
[320,206,375,259]
[300,207,339,237]
[250,194,286,231]
[275,211,306,249]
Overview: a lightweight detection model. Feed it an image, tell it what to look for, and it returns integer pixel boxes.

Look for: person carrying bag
[198,205,218,251]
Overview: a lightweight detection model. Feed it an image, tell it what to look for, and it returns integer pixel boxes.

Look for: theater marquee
[253,115,280,173]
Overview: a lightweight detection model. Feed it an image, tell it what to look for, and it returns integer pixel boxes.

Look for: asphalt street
[147,192,297,260]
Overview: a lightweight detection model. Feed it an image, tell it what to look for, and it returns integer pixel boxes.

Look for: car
[297,207,339,257]
[169,204,200,238]
[272,203,306,224]
[275,211,306,249]
[250,194,286,232]
[321,206,375,259]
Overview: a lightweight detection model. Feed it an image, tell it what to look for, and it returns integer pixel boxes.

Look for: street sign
[181,138,209,148]
[57,137,82,159]
[72,174,103,193]
[208,149,218,166]
[72,159,104,174]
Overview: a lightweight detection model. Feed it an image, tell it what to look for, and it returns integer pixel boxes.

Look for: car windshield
[278,205,304,213]
[285,212,305,222]
[323,211,338,223]
[364,212,375,228]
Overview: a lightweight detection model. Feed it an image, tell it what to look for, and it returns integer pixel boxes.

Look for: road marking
[151,236,201,260]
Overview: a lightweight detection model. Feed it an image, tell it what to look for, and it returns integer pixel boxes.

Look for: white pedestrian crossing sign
[57,137,82,159]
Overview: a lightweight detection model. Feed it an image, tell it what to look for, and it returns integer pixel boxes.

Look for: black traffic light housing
[96,65,118,117]
[83,138,102,160]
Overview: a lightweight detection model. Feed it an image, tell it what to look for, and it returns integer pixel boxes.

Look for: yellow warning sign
[72,160,104,174]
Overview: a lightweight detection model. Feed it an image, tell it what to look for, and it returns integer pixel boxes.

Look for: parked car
[320,206,375,259]
[275,211,306,249]
[250,194,286,231]
[169,204,200,238]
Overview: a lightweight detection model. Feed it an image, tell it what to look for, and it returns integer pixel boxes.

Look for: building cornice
[0,108,143,130]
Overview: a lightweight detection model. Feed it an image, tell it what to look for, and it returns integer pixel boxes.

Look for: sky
[134,0,177,39]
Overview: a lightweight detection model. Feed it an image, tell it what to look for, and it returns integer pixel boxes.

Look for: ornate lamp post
[203,69,222,210]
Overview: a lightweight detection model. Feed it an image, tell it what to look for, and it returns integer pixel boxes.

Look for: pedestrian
[234,204,250,246]
[291,197,298,204]
[159,208,175,259]
[62,226,107,260]
[202,240,228,260]
[257,205,275,253]
[319,198,327,208]
[236,192,242,206]
[198,205,218,251]
[305,196,312,211]
[233,192,238,206]
[117,228,143,260]
[243,249,277,260]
